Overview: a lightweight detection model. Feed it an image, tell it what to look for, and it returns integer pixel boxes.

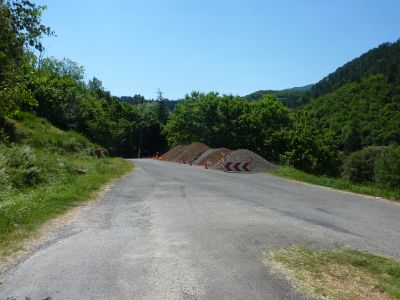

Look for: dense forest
[0,0,399,189]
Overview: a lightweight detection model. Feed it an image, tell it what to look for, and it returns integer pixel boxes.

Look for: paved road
[1,159,400,300]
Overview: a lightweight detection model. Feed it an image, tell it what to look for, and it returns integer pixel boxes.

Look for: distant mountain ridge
[245,84,313,108]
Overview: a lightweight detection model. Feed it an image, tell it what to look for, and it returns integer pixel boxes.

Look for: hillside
[245,85,313,108]
[304,74,400,151]
[310,40,400,98]
[302,40,400,150]
[247,40,400,110]
[0,112,132,255]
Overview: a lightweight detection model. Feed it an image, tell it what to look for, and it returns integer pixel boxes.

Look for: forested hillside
[301,40,400,152]
[245,85,312,108]
[310,40,400,98]
[304,75,400,151]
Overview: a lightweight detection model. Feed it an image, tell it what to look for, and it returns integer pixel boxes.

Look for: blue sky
[36,0,400,99]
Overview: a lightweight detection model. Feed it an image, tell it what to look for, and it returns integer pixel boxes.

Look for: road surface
[1,159,399,299]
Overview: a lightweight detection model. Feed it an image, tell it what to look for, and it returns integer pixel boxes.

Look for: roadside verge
[269,166,400,202]
[0,157,133,260]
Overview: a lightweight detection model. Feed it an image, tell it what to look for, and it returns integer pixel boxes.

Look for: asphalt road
[1,159,400,300]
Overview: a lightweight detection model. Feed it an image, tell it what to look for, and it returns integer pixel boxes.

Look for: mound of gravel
[193,148,232,166]
[163,143,209,163]
[221,149,275,173]
[175,143,210,163]
[163,144,274,173]
[163,145,186,161]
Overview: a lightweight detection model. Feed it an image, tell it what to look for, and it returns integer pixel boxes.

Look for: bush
[375,145,400,189]
[342,147,385,183]
[0,145,42,188]
[0,151,10,189]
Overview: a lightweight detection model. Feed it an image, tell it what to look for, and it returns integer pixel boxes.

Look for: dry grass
[266,246,400,300]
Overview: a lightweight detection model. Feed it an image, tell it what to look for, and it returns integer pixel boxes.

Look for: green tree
[0,0,52,121]
[156,89,169,125]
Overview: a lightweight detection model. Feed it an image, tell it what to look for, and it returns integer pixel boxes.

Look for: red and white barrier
[224,161,251,173]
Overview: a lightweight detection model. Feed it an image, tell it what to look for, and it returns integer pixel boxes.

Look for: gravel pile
[193,148,233,167]
[221,149,275,173]
[162,145,186,161]
[163,143,209,164]
[163,144,274,173]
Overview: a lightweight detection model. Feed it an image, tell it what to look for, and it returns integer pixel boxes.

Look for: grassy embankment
[268,246,400,300]
[0,113,133,257]
[272,166,400,202]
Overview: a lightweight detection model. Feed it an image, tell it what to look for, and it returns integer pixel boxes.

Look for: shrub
[0,151,10,189]
[375,144,400,189]
[342,147,385,183]
[2,145,42,188]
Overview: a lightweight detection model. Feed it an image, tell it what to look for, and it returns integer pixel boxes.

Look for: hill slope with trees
[309,40,400,98]
[301,40,400,151]
[245,85,313,108]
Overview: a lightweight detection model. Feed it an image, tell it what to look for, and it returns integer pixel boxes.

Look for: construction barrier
[224,161,251,173]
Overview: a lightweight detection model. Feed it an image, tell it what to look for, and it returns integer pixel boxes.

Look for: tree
[156,89,169,125]
[0,0,53,121]
[31,57,86,130]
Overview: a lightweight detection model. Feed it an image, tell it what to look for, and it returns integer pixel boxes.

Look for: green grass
[268,246,400,300]
[0,112,133,257]
[271,166,400,201]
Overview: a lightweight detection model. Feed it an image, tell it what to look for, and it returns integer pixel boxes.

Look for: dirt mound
[163,143,209,163]
[193,148,233,167]
[219,149,275,173]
